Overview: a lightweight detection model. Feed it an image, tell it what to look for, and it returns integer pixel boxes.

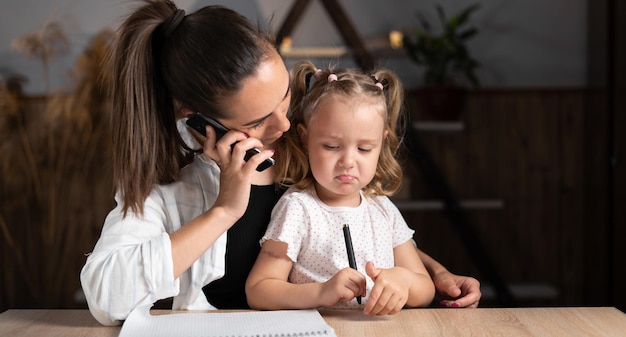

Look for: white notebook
[118,305,337,337]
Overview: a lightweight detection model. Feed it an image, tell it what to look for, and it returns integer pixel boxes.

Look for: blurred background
[0,0,623,311]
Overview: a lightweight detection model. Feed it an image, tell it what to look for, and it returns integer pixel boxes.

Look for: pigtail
[375,69,405,142]
[366,69,405,197]
[289,61,317,119]
[275,61,318,188]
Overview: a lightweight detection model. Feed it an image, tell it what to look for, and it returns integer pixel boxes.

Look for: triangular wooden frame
[275,0,375,70]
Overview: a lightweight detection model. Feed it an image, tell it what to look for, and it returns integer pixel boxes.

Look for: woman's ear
[181,107,194,117]
[297,123,308,149]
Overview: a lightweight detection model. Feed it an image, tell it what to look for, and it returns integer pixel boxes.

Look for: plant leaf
[436,5,447,30]
[404,3,482,88]
[458,28,478,41]
[415,11,431,32]
[457,4,481,26]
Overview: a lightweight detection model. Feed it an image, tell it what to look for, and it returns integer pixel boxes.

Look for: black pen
[342,224,361,305]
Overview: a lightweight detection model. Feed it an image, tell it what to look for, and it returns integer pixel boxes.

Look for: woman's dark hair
[109,0,276,215]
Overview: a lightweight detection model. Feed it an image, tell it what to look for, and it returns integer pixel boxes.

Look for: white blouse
[80,120,225,326]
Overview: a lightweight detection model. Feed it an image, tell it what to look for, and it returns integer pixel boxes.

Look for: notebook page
[118,305,337,337]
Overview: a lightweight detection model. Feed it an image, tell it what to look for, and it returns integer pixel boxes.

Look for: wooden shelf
[280,46,349,58]
[279,39,405,59]
[481,283,560,301]
[393,199,504,211]
[413,121,464,132]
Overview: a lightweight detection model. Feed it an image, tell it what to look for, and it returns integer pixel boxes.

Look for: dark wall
[587,0,626,311]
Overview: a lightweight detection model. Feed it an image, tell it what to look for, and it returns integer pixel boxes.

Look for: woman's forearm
[416,247,448,278]
[170,205,235,278]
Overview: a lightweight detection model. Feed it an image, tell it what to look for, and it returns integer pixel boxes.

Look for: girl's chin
[327,187,361,198]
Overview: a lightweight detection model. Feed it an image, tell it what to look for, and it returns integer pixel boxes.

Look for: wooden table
[1,307,625,337]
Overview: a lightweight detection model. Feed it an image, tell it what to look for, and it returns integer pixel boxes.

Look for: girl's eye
[323,144,339,150]
[358,148,373,152]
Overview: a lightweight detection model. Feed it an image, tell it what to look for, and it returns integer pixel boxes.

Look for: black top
[202,184,286,309]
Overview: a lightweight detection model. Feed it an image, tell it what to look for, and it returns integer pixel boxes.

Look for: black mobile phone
[186,112,275,172]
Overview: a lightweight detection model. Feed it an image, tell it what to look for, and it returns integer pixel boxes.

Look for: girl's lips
[336,175,356,183]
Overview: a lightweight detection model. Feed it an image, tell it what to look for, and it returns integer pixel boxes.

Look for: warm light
[389,30,403,49]
[279,36,293,53]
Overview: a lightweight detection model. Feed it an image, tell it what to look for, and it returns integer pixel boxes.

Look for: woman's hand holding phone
[186,112,275,172]
[186,113,275,221]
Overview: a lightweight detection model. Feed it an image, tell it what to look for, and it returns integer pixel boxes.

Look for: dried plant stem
[0,214,36,292]
[16,116,44,203]
[42,57,50,94]
[0,214,15,249]
[2,27,114,308]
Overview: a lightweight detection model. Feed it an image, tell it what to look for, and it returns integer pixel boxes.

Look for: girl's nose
[339,151,355,168]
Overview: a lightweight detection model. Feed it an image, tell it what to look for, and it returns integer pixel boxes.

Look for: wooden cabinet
[395,89,586,307]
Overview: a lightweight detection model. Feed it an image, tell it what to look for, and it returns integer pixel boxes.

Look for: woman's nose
[277,113,291,133]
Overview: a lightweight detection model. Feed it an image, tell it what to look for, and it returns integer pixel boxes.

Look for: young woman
[80,0,480,327]
[246,63,434,315]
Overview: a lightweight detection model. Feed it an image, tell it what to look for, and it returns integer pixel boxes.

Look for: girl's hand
[319,268,366,307]
[364,262,412,315]
[203,126,274,222]
[433,270,481,308]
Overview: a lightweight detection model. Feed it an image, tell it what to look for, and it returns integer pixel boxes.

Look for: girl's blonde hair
[275,61,406,197]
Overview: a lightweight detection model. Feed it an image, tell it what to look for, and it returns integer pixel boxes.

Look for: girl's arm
[245,240,366,309]
[364,241,435,315]
[393,241,436,306]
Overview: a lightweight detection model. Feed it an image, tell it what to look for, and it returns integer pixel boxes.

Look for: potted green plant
[402,3,480,121]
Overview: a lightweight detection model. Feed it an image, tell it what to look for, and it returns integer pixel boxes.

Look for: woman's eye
[250,119,266,130]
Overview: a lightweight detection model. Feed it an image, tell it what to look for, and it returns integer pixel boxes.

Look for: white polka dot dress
[261,186,415,308]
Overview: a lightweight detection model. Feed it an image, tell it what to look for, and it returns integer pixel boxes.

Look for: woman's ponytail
[109,0,182,216]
